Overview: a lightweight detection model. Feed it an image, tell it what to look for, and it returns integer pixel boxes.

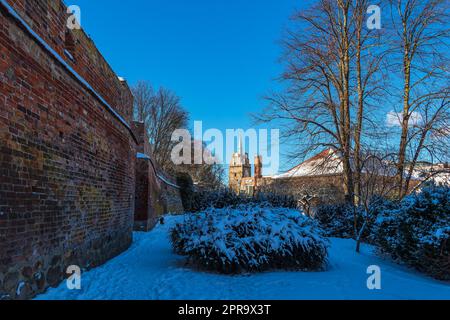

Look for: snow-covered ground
[36,215,450,300]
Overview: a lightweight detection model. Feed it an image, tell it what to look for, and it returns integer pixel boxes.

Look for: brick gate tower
[229,137,251,193]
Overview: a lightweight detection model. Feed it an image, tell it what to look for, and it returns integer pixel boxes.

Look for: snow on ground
[36,215,450,300]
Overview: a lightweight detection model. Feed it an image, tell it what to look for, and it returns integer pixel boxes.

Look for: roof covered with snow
[272,149,343,179]
[271,148,449,184]
[411,163,450,186]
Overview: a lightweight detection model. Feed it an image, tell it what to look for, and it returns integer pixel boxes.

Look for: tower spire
[238,134,243,155]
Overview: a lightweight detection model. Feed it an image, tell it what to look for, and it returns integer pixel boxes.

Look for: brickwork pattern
[132,122,183,231]
[0,0,136,299]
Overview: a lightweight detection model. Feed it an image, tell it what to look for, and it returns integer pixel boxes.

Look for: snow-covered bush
[315,203,356,238]
[255,192,298,208]
[171,205,329,274]
[373,186,450,280]
[188,189,297,212]
[189,189,241,211]
[315,197,396,242]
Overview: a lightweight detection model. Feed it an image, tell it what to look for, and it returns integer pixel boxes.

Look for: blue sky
[67,0,308,174]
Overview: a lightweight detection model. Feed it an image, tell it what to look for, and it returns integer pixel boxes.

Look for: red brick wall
[3,0,133,123]
[133,122,162,231]
[0,1,136,299]
[133,122,152,157]
[132,122,183,231]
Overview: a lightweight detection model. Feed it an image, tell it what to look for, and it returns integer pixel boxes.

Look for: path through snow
[36,215,450,300]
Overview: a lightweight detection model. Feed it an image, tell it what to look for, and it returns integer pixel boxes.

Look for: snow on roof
[271,147,449,185]
[433,173,450,186]
[270,148,448,182]
[411,163,450,186]
[272,149,343,179]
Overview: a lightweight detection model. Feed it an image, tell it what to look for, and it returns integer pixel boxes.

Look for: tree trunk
[396,54,411,199]
[341,1,354,204]
[354,28,364,207]
[355,220,368,254]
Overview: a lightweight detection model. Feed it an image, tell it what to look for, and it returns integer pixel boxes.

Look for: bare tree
[352,0,386,206]
[133,82,224,188]
[388,0,450,198]
[355,150,399,252]
[403,97,450,188]
[147,87,189,170]
[132,80,154,123]
[177,140,225,190]
[257,0,372,203]
[133,82,189,170]
[255,0,448,252]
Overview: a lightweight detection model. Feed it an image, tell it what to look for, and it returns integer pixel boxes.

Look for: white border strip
[0,0,133,134]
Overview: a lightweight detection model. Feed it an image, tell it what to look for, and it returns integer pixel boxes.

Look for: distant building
[229,138,252,193]
[229,148,346,204]
[229,147,449,205]
[412,162,450,186]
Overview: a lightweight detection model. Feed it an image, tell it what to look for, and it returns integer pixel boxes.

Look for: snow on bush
[171,205,329,274]
[315,197,396,242]
[373,186,450,280]
[315,203,356,238]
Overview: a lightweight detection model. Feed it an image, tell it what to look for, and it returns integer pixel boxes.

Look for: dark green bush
[187,189,297,212]
[315,197,396,243]
[373,186,450,280]
[171,205,329,274]
[314,203,356,238]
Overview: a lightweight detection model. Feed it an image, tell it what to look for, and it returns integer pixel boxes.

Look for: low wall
[132,122,183,231]
[163,182,184,214]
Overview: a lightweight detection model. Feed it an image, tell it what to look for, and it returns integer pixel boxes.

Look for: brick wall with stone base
[0,2,136,299]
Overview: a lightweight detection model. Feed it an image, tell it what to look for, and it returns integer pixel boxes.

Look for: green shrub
[373,186,450,280]
[315,197,396,243]
[187,189,297,212]
[171,205,329,274]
